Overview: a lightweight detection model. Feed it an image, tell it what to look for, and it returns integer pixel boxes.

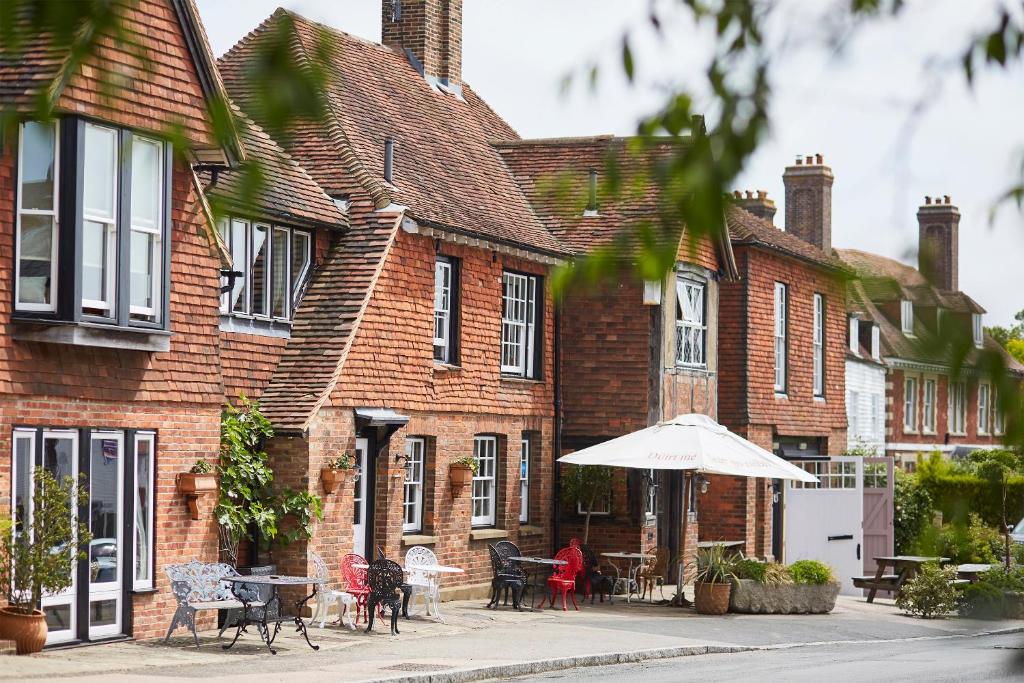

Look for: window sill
[433,362,462,372]
[500,376,543,385]
[469,528,508,541]
[519,525,544,537]
[402,534,438,546]
[131,587,159,596]
[12,319,171,352]
[219,314,292,339]
[774,393,788,400]
[813,396,826,403]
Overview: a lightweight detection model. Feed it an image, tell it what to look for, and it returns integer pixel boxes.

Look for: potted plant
[176,458,217,519]
[692,545,736,615]
[321,452,353,493]
[449,456,478,489]
[0,470,92,654]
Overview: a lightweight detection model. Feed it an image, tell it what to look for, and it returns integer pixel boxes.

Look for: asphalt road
[502,632,1024,682]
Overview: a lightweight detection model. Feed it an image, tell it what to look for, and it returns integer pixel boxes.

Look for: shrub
[1012,542,1024,566]
[734,558,767,583]
[693,545,737,584]
[788,560,834,585]
[913,514,1001,564]
[895,469,933,554]
[979,566,1024,592]
[895,562,960,618]
[959,581,1006,619]
[916,452,1024,528]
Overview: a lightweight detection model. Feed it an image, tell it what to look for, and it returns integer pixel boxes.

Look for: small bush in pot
[789,559,835,585]
[0,470,92,654]
[735,559,791,585]
[895,562,960,619]
[692,545,736,615]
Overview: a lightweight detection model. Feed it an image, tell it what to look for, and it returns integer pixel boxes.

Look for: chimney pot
[795,156,803,165]
[757,190,767,199]
[944,194,951,204]
[745,190,753,199]
[925,196,931,205]
[815,153,823,164]
[805,155,813,165]
[733,190,742,199]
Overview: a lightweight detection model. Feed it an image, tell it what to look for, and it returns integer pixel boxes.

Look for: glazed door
[87,432,124,639]
[352,438,368,557]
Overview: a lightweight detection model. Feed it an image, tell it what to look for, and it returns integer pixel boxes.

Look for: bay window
[675,277,706,367]
[501,271,541,378]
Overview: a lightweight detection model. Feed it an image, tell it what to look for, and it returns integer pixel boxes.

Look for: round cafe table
[600,552,652,603]
[221,574,326,654]
[354,562,464,621]
[508,556,567,612]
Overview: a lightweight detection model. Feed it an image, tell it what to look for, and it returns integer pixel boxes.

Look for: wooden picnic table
[852,555,950,603]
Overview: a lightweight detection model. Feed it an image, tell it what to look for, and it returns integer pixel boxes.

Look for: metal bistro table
[405,564,463,622]
[222,574,327,654]
[509,556,567,612]
[601,552,651,604]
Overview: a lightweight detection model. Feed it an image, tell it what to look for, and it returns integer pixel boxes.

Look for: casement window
[501,272,541,378]
[675,277,706,367]
[133,432,155,590]
[219,219,312,321]
[923,378,937,434]
[813,293,825,397]
[774,282,788,393]
[903,376,919,432]
[471,436,498,527]
[871,393,883,442]
[403,437,425,533]
[519,437,530,523]
[901,300,914,336]
[644,469,658,518]
[848,317,859,355]
[973,314,984,348]
[14,119,171,329]
[948,380,967,434]
[434,257,459,363]
[978,383,991,435]
[577,494,612,516]
[847,390,860,437]
[871,325,881,360]
[994,388,1005,435]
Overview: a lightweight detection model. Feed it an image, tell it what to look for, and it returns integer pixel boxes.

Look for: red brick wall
[887,369,1003,450]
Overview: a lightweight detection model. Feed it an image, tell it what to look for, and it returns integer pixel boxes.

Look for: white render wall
[845,358,886,453]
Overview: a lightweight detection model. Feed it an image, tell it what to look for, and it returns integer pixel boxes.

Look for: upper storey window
[219,219,312,322]
[901,300,914,336]
[675,277,706,368]
[501,271,542,379]
[14,119,171,330]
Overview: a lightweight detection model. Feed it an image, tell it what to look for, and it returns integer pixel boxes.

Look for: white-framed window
[871,324,881,360]
[994,388,1005,435]
[434,258,453,363]
[813,293,825,397]
[219,218,311,321]
[471,436,497,527]
[973,314,984,348]
[848,316,859,355]
[949,380,967,434]
[847,390,860,437]
[15,120,60,312]
[501,272,540,378]
[403,437,425,533]
[675,277,706,367]
[774,282,788,393]
[128,136,164,323]
[903,376,919,432]
[133,432,155,590]
[923,377,937,434]
[82,123,120,316]
[978,383,991,435]
[792,461,858,490]
[645,469,658,518]
[871,393,883,441]
[577,495,611,516]
[519,437,530,523]
[901,300,914,336]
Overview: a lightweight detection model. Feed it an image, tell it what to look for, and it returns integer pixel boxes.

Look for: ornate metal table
[601,552,652,604]
[508,556,567,612]
[221,574,327,654]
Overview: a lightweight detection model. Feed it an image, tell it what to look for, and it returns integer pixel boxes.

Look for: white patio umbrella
[557,413,818,604]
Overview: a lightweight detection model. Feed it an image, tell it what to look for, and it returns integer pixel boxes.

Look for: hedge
[917,472,1024,527]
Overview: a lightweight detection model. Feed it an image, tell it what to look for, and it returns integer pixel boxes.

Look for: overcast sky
[198,0,1024,326]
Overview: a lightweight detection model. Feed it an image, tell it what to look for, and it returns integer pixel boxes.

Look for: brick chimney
[917,194,960,291]
[382,0,462,91]
[733,189,777,225]
[782,153,833,251]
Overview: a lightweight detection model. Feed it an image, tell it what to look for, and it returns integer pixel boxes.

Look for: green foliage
[959,581,1007,619]
[895,562,960,619]
[979,566,1024,592]
[326,452,352,471]
[190,458,213,474]
[0,470,92,614]
[916,453,1024,528]
[692,544,737,585]
[913,513,1002,565]
[452,455,479,474]
[734,558,791,585]
[788,560,835,585]
[560,464,614,543]
[217,395,322,565]
[895,469,934,554]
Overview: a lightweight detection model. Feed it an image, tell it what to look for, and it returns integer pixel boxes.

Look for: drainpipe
[552,304,563,556]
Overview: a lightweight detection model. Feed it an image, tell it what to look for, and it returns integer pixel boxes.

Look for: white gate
[784,456,863,596]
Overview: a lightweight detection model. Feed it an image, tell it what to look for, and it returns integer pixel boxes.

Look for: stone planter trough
[729,579,840,614]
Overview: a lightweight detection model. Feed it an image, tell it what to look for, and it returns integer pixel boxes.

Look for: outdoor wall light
[394,451,410,466]
[696,474,710,494]
[771,480,781,504]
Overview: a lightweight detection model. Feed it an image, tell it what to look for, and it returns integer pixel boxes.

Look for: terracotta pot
[0,607,48,655]
[320,467,351,494]
[175,472,217,495]
[449,463,474,489]
[694,581,732,615]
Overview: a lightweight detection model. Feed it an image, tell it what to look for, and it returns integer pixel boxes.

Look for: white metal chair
[310,550,356,630]
[404,545,444,623]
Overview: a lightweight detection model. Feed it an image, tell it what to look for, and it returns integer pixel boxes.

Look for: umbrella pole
[673,471,693,607]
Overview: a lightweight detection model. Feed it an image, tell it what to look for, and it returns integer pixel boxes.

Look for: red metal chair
[341,553,371,623]
[540,546,584,611]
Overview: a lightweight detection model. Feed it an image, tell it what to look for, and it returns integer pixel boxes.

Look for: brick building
[714,156,850,560]
[0,0,246,643]
[498,135,739,569]
[837,196,1024,470]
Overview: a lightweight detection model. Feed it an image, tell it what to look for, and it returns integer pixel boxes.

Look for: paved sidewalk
[2,596,1020,682]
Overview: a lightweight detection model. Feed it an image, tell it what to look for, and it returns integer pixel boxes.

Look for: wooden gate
[862,457,894,574]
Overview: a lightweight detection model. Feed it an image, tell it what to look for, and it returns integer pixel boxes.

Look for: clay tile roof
[218,9,567,258]
[726,206,848,271]
[204,107,346,230]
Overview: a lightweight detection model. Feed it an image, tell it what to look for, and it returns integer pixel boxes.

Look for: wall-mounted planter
[728,579,840,614]
[449,463,474,491]
[320,467,351,494]
[175,473,217,520]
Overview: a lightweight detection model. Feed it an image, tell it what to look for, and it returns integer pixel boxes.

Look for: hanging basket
[449,463,474,490]
[320,467,351,494]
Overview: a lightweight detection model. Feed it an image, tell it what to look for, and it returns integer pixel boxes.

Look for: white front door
[784,456,864,596]
[88,432,124,639]
[352,438,368,558]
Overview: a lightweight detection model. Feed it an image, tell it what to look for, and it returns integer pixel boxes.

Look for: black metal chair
[487,544,525,610]
[580,544,613,603]
[495,540,529,606]
[365,558,404,635]
[377,546,413,618]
